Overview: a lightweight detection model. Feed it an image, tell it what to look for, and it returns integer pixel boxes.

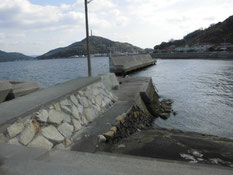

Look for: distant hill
[0,50,33,62]
[37,36,144,59]
[154,15,233,50]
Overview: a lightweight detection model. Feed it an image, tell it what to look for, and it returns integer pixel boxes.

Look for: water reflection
[132,59,233,138]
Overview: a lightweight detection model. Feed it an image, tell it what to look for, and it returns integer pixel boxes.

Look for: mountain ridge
[154,15,233,51]
[0,50,33,62]
[37,36,144,60]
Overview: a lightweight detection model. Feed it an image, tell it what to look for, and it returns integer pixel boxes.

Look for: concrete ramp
[0,80,12,103]
[110,54,156,75]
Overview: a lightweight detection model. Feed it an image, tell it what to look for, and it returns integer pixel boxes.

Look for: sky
[0,0,233,55]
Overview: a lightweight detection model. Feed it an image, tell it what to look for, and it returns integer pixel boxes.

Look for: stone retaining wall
[0,81,118,150]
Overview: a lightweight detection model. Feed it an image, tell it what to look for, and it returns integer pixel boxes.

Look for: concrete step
[71,101,132,152]
[38,150,233,175]
[1,143,232,175]
[0,80,12,103]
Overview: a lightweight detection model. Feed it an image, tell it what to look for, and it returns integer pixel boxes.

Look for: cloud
[0,0,233,55]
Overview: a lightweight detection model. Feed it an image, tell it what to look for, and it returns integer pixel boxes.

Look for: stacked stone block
[0,81,117,150]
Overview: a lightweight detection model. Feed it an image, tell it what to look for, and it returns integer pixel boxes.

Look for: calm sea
[1,57,233,138]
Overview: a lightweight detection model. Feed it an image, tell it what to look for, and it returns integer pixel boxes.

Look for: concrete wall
[151,52,233,59]
[0,74,118,150]
[110,54,156,74]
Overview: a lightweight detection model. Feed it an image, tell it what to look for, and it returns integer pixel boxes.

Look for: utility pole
[85,0,92,77]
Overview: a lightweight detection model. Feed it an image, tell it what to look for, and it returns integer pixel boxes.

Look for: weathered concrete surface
[99,128,233,168]
[110,54,156,75]
[7,81,40,99]
[71,101,132,153]
[151,52,233,59]
[0,77,100,128]
[1,143,233,175]
[0,80,12,103]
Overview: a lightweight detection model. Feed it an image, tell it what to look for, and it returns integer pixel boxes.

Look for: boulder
[48,109,65,124]
[7,122,24,138]
[57,122,74,138]
[36,109,48,122]
[19,120,39,145]
[42,126,64,142]
[0,80,12,102]
[29,135,53,150]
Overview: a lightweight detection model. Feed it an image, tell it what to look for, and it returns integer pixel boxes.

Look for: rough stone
[48,109,64,124]
[103,131,115,137]
[84,108,97,122]
[19,120,39,145]
[110,126,117,133]
[72,119,82,131]
[57,122,74,138]
[8,137,20,145]
[54,143,66,150]
[81,115,88,125]
[61,105,72,114]
[71,105,81,120]
[96,95,102,106]
[42,126,64,142]
[116,113,126,123]
[7,122,24,138]
[36,109,48,122]
[70,95,79,106]
[0,133,7,143]
[28,135,53,150]
[63,115,71,124]
[79,97,89,108]
[65,138,72,147]
[98,135,106,143]
[54,103,61,111]
[92,88,99,96]
[78,91,84,96]
[60,99,71,106]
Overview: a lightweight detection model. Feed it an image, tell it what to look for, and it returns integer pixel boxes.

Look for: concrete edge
[0,77,101,128]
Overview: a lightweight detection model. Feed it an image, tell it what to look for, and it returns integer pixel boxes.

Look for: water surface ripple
[1,58,233,138]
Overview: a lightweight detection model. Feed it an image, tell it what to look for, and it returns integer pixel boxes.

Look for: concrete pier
[109,54,156,75]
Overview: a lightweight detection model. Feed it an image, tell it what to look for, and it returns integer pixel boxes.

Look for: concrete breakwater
[110,54,156,75]
[151,52,233,59]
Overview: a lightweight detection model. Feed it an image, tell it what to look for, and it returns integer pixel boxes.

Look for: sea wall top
[109,54,156,74]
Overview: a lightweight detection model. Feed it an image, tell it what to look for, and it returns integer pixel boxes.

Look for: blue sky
[0,0,233,55]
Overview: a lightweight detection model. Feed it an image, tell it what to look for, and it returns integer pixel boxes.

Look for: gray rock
[61,105,72,115]
[71,105,81,120]
[98,135,106,143]
[72,119,82,131]
[29,135,53,150]
[92,88,100,96]
[63,114,71,123]
[8,137,20,145]
[95,95,102,106]
[0,133,7,143]
[54,143,66,150]
[54,103,61,111]
[7,122,24,138]
[19,121,37,145]
[84,108,97,122]
[81,115,88,125]
[36,109,48,122]
[79,97,89,108]
[85,90,93,100]
[42,126,64,142]
[70,95,79,106]
[60,99,70,106]
[57,122,74,138]
[78,91,84,96]
[77,104,84,114]
[48,109,65,124]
